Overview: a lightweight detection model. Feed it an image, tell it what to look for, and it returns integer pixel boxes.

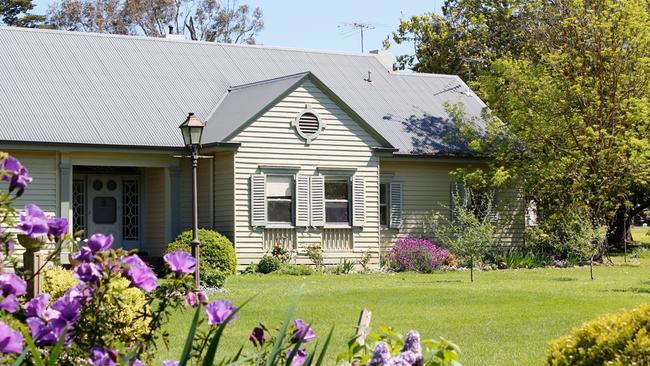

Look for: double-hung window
[324,177,349,224]
[266,175,293,224]
[379,183,389,226]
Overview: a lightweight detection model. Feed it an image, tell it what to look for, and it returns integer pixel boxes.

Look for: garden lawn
[631,225,650,245]
[159,257,650,366]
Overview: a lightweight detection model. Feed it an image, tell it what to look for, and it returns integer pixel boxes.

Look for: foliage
[201,267,227,288]
[429,187,497,281]
[47,0,263,43]
[0,0,44,26]
[166,228,237,274]
[333,259,355,275]
[386,237,452,273]
[42,266,77,299]
[276,263,315,276]
[241,262,258,275]
[359,250,372,271]
[493,249,549,269]
[271,244,293,263]
[306,245,324,270]
[256,255,281,274]
[546,304,650,365]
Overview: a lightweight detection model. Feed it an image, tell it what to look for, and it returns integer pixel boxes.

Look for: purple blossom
[286,348,307,366]
[1,156,32,194]
[197,291,208,304]
[72,246,94,263]
[163,251,196,275]
[4,240,15,253]
[387,237,451,272]
[87,233,114,253]
[163,361,179,366]
[0,321,24,354]
[185,292,198,307]
[74,262,101,283]
[48,288,82,323]
[17,204,49,238]
[0,272,27,297]
[250,327,266,346]
[26,317,67,347]
[89,346,118,366]
[24,293,50,318]
[131,359,145,366]
[205,300,236,325]
[368,342,391,366]
[291,319,316,343]
[47,217,68,237]
[122,254,157,292]
[0,294,19,313]
[401,331,422,355]
[28,289,81,346]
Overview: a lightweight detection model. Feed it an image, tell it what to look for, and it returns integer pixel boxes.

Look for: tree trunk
[607,205,634,249]
[470,256,474,282]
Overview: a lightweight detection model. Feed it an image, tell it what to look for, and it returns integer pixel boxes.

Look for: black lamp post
[179,112,205,289]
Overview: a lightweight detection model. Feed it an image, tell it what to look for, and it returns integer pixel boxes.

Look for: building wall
[142,167,167,256]
[5,151,59,216]
[213,152,235,240]
[231,80,382,267]
[179,159,213,233]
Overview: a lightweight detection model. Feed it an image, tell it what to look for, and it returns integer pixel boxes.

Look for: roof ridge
[228,72,310,90]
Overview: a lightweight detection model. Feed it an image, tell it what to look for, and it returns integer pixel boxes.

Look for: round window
[107,180,117,191]
[292,108,324,144]
[92,179,103,191]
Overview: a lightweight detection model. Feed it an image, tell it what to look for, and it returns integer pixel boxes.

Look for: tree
[47,0,263,43]
[0,0,45,26]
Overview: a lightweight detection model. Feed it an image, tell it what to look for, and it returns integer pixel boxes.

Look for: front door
[87,175,122,248]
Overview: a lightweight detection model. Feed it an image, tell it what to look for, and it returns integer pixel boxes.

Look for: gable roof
[0,26,487,156]
[203,71,393,148]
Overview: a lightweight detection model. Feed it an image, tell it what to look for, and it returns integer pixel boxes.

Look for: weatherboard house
[0,27,524,268]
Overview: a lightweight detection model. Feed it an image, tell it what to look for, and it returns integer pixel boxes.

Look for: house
[0,27,525,268]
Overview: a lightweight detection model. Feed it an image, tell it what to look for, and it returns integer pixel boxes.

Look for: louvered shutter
[351,175,365,226]
[250,174,266,227]
[295,175,310,227]
[389,182,402,229]
[310,176,325,227]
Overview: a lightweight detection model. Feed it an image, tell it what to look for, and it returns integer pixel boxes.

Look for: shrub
[257,255,281,274]
[43,266,77,299]
[387,237,451,273]
[166,228,236,274]
[546,304,650,365]
[306,245,323,269]
[276,263,315,276]
[201,267,227,288]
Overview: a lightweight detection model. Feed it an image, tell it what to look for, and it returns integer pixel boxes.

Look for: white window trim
[324,175,352,225]
[266,174,295,226]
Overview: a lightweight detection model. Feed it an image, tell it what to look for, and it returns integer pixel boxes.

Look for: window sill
[323,224,352,229]
[265,224,295,229]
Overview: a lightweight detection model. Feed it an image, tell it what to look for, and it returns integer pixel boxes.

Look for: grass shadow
[611,287,650,294]
[552,277,578,282]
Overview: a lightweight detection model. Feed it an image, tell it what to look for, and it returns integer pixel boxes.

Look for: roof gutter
[0,140,187,154]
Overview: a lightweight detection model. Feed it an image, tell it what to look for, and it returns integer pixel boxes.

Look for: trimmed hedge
[546,304,650,365]
[165,228,236,275]
[256,255,280,274]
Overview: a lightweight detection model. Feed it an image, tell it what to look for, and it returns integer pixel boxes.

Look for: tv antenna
[338,22,375,53]
[460,57,484,96]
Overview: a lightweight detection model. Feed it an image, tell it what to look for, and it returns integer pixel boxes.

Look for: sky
[32,0,442,58]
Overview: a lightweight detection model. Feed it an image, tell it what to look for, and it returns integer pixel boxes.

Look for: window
[266,175,293,223]
[380,183,389,226]
[93,197,117,224]
[325,177,349,223]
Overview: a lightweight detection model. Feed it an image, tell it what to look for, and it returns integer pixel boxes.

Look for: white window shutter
[351,175,365,226]
[389,182,403,229]
[295,175,310,227]
[250,174,266,227]
[310,176,325,227]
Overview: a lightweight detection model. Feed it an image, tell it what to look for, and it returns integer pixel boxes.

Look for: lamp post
[179,112,205,289]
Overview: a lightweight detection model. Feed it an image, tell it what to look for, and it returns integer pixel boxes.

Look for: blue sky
[32,0,442,57]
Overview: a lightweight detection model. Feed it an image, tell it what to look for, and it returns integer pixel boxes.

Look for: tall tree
[186,0,262,43]
[0,0,45,26]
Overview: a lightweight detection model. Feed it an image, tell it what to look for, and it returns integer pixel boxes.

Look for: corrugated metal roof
[0,26,487,155]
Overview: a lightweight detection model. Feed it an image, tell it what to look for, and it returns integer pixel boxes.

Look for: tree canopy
[0,0,44,26]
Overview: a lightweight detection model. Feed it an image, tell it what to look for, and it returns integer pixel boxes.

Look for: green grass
[158,257,650,365]
[631,225,650,244]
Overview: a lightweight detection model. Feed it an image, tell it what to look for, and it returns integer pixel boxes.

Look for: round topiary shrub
[546,304,650,365]
[166,228,236,274]
[256,255,280,274]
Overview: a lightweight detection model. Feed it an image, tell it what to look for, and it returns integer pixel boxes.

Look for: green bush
[166,228,236,274]
[43,266,78,299]
[546,304,650,365]
[201,267,227,288]
[276,263,315,276]
[256,255,280,274]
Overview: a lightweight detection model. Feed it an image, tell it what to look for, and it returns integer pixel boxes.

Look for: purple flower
[286,348,307,366]
[0,294,19,313]
[205,300,236,325]
[387,236,451,272]
[163,251,196,275]
[24,294,50,318]
[89,346,118,366]
[47,217,68,237]
[368,342,391,366]
[401,330,422,355]
[197,291,208,304]
[163,361,179,366]
[249,327,266,346]
[1,156,32,193]
[0,272,27,297]
[123,255,157,292]
[0,321,24,354]
[291,319,316,343]
[75,262,101,283]
[131,360,145,366]
[87,233,113,253]
[17,204,49,238]
[72,246,94,263]
[185,292,198,307]
[47,289,82,323]
[26,317,68,347]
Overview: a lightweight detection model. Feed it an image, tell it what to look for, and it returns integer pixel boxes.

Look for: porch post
[59,155,73,233]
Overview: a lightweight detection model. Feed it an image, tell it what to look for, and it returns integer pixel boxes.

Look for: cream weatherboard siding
[213,152,235,240]
[142,167,169,256]
[178,159,213,233]
[231,80,382,267]
[380,160,525,249]
[6,152,59,216]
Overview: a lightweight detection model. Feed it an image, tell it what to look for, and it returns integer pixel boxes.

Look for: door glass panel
[93,197,117,224]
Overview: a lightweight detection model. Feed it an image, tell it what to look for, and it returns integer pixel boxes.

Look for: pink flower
[185,292,198,307]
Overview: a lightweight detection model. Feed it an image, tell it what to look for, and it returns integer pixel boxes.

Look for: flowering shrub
[166,228,237,275]
[386,237,452,273]
[42,266,78,299]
